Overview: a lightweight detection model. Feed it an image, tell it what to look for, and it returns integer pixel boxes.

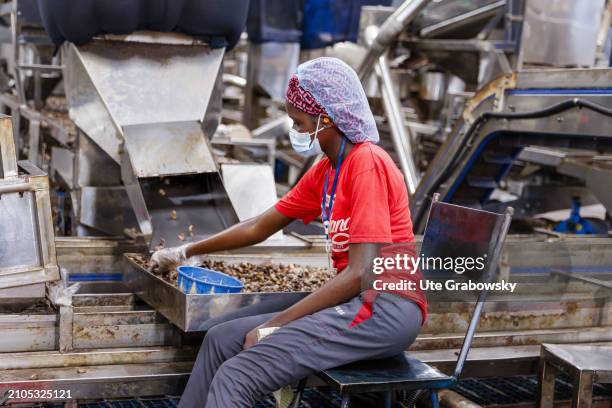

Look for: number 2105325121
[5,389,72,400]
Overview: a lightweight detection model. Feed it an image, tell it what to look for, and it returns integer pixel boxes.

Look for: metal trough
[123,255,309,332]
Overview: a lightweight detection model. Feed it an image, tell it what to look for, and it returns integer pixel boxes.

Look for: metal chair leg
[404,389,424,408]
[383,391,392,408]
[430,390,440,408]
[340,394,351,408]
[572,371,594,408]
[291,379,307,408]
[537,358,556,408]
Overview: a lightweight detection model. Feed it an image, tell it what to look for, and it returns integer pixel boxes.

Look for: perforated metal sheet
[76,392,343,408]
[11,376,612,408]
[453,375,612,405]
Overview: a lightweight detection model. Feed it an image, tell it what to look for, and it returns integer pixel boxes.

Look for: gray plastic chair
[292,194,514,408]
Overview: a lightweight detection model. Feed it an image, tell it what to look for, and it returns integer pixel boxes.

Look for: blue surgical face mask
[289,115,328,157]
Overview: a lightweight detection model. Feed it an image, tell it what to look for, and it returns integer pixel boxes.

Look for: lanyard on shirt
[321,137,347,258]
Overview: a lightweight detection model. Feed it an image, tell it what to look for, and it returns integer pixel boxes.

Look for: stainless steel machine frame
[411,68,612,231]
[0,114,59,292]
[60,33,238,246]
[519,0,607,68]
[358,2,431,194]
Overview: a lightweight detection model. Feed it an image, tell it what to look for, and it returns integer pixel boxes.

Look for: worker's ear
[321,115,333,126]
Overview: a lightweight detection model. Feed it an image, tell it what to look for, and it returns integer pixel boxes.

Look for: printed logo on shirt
[329,217,350,253]
[332,233,350,252]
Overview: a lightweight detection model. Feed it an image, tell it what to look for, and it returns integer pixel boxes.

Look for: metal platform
[454,375,612,407]
[0,236,609,403]
[10,375,609,408]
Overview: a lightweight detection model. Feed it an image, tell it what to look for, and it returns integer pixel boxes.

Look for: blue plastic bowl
[177,266,244,294]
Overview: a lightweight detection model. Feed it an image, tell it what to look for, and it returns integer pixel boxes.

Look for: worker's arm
[185,206,293,256]
[150,207,293,272]
[243,242,379,349]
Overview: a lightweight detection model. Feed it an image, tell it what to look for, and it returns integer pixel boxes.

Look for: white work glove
[149,244,191,273]
[47,268,81,307]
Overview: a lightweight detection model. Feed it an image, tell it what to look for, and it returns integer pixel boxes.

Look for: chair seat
[318,353,455,394]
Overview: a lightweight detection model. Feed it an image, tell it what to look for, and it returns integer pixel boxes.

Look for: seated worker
[150,57,427,408]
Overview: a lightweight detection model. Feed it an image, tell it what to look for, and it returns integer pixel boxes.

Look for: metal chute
[62,32,238,248]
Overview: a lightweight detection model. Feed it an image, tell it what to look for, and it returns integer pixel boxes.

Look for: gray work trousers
[178,293,422,408]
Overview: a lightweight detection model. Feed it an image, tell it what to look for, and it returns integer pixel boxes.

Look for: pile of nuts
[199,260,333,292]
[128,254,333,293]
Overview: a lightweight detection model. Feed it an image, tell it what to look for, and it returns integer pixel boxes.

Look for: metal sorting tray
[123,255,309,332]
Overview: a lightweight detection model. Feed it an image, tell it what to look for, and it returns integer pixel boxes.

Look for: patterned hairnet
[286,76,327,116]
[293,57,379,144]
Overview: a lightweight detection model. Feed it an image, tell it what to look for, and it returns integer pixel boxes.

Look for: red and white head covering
[285,76,327,116]
[285,57,379,144]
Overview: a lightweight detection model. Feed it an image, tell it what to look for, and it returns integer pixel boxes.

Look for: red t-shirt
[276,142,427,321]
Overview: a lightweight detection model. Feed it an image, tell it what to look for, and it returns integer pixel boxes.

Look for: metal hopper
[62,32,239,248]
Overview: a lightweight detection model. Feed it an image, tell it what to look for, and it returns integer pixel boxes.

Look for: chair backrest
[420,193,513,379]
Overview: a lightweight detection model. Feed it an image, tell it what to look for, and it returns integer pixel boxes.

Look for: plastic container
[247,0,303,43]
[177,266,244,294]
[301,0,391,49]
[37,0,250,50]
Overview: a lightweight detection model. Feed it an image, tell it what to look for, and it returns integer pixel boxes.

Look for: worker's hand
[244,324,280,350]
[243,327,259,350]
[149,244,190,273]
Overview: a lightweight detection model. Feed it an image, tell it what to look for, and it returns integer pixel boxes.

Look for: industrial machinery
[1,221,611,403]
[410,68,612,232]
[0,113,58,304]
[59,32,237,247]
[0,0,610,406]
[0,0,309,251]
[350,0,612,237]
[0,107,610,403]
